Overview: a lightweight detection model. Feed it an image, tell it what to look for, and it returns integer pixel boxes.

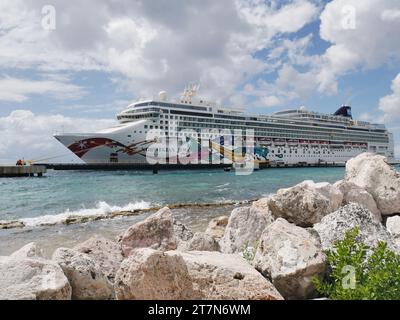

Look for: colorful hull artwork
[66,137,270,164]
[67,138,155,158]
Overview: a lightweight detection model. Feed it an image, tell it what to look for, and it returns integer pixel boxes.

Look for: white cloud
[318,0,400,93]
[0,0,319,102]
[237,0,319,35]
[260,95,282,107]
[266,34,316,69]
[381,9,400,22]
[249,0,400,107]
[58,99,131,114]
[379,73,400,120]
[1,0,399,113]
[0,110,116,164]
[0,76,86,102]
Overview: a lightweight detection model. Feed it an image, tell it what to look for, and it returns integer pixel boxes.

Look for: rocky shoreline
[1,153,399,300]
[0,200,254,230]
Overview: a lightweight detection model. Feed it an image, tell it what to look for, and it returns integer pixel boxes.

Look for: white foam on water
[20,200,151,227]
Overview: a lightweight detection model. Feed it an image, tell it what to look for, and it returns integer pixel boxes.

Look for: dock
[0,165,46,177]
[38,162,347,172]
[40,163,233,171]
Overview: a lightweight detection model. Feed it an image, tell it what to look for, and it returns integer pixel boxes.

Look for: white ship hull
[55,128,394,165]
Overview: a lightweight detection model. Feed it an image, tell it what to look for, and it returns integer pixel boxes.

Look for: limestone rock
[386,215,400,248]
[114,248,194,300]
[53,248,114,300]
[118,207,177,257]
[300,181,343,211]
[0,220,25,230]
[314,203,398,253]
[268,181,343,227]
[0,256,71,300]
[345,153,400,215]
[334,180,381,222]
[10,242,44,259]
[173,219,194,249]
[168,250,283,300]
[219,204,274,254]
[183,232,219,252]
[205,216,229,240]
[74,236,124,282]
[253,218,326,300]
[115,248,283,300]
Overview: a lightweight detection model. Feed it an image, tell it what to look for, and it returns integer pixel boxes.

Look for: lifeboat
[273,138,286,146]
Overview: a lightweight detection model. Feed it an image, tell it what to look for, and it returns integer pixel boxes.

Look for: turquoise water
[0,167,346,224]
[2,165,399,256]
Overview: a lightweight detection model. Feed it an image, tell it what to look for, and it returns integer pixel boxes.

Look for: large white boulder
[117,207,177,257]
[10,242,44,259]
[114,249,283,300]
[114,248,194,300]
[205,216,229,240]
[334,180,381,222]
[219,204,274,254]
[253,218,326,300]
[53,248,114,300]
[167,250,284,300]
[345,153,400,215]
[0,255,71,300]
[74,236,124,282]
[314,203,398,253]
[386,215,400,248]
[268,181,343,227]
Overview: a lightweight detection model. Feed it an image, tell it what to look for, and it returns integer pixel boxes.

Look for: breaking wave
[20,200,152,227]
[1,198,255,230]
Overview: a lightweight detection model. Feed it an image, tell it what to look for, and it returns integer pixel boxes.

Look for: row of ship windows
[171,116,368,133]
[133,102,208,112]
[128,117,387,142]
[271,149,366,155]
[123,115,386,140]
[125,107,358,130]
[129,128,387,144]
[177,121,386,138]
[278,154,360,158]
[119,113,378,135]
[176,127,388,143]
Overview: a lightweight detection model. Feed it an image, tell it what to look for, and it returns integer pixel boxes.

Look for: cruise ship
[55,86,395,165]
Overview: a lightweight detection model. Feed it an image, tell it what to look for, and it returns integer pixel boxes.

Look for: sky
[0,0,400,163]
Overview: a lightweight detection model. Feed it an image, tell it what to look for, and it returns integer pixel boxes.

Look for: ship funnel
[334,105,352,119]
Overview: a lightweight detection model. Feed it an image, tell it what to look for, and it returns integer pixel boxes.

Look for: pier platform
[39,162,347,172]
[0,165,47,177]
[40,163,232,171]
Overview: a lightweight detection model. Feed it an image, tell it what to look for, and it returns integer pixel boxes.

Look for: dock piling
[0,165,46,178]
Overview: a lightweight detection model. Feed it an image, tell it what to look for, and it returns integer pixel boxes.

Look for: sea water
[1,166,397,256]
[0,167,346,223]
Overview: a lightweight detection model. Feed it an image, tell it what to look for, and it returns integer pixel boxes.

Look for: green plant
[313,227,400,300]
